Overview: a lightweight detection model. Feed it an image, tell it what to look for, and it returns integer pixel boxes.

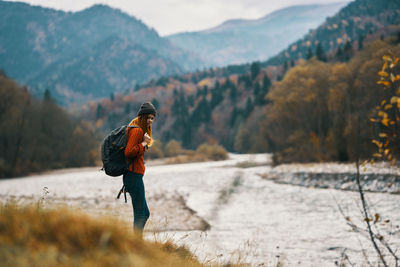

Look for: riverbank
[0,154,399,266]
[264,162,400,194]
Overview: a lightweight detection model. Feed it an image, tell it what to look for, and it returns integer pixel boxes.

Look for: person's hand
[142,133,151,146]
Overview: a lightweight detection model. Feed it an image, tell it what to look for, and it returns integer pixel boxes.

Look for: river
[0,153,399,266]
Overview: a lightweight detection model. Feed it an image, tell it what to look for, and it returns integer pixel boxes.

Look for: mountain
[265,0,400,66]
[167,2,348,67]
[0,1,203,104]
[82,0,400,155]
[27,36,183,104]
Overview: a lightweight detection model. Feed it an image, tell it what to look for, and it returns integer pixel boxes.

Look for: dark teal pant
[123,172,150,231]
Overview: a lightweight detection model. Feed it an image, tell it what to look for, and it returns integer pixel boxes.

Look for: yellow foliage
[381,117,389,127]
[391,57,399,68]
[382,61,388,71]
[384,104,392,110]
[95,119,104,128]
[372,140,382,147]
[382,55,392,62]
[377,80,391,87]
[378,71,389,77]
[197,78,211,88]
[390,73,396,82]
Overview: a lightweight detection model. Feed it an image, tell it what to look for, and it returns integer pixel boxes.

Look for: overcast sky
[6,0,353,36]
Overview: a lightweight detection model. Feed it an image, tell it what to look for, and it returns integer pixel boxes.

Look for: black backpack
[101,125,138,202]
[101,125,138,176]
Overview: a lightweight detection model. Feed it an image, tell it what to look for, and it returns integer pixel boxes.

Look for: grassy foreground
[0,203,204,267]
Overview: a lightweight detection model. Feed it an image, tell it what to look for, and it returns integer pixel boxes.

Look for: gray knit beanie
[137,102,156,116]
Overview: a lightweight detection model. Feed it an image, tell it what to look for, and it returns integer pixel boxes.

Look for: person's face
[147,114,155,126]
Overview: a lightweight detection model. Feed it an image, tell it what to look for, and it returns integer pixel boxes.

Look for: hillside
[0,1,203,104]
[167,2,347,67]
[265,0,400,66]
[79,0,400,163]
[27,36,183,105]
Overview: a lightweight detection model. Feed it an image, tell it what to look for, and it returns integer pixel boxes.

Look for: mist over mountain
[167,2,347,67]
[0,1,203,104]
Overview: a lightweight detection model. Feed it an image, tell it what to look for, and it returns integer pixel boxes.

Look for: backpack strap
[116,185,128,203]
[116,125,139,203]
[127,125,139,129]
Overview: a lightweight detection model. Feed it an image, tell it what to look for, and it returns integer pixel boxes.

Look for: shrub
[164,139,186,157]
[146,139,164,159]
[196,143,228,161]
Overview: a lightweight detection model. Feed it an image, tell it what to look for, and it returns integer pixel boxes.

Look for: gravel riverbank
[266,162,400,194]
[0,154,399,266]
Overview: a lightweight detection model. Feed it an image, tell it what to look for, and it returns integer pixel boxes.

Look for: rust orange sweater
[124,127,146,175]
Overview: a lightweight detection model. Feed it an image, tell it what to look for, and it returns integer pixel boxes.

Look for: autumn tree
[370,52,400,162]
[261,59,332,162]
[0,76,99,178]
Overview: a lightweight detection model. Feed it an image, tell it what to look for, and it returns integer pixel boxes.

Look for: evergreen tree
[358,35,364,50]
[151,98,159,109]
[43,89,52,102]
[283,61,288,73]
[196,87,202,97]
[244,97,253,118]
[253,82,260,100]
[230,106,239,127]
[230,83,237,102]
[306,48,313,60]
[336,46,343,60]
[96,104,105,119]
[188,95,194,107]
[215,80,220,91]
[342,41,353,61]
[203,85,208,96]
[316,43,327,62]
[211,87,223,107]
[262,75,271,91]
[251,62,260,80]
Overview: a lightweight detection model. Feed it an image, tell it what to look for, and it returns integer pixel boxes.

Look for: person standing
[123,102,156,235]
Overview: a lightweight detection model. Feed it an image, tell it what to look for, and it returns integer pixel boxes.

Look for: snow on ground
[0,153,399,266]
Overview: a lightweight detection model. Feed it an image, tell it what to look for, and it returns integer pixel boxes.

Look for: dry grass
[0,203,205,267]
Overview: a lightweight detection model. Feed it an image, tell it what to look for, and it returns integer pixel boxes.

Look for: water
[0,154,399,266]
